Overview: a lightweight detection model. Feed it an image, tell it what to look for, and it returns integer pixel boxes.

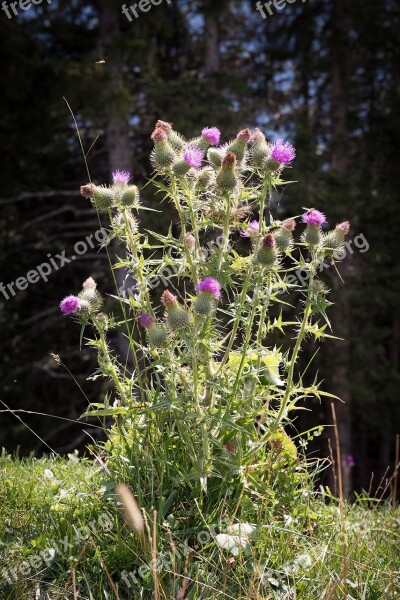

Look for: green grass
[0,452,399,599]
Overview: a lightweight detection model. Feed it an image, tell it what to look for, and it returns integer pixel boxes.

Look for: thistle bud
[120,185,139,207]
[251,128,271,168]
[79,286,102,311]
[156,120,186,151]
[256,234,278,268]
[80,183,96,199]
[138,313,168,347]
[273,218,296,251]
[96,312,109,332]
[196,167,215,189]
[323,221,350,252]
[227,128,251,163]
[151,128,176,169]
[161,290,190,330]
[216,152,238,191]
[83,277,97,290]
[92,187,115,211]
[185,233,196,249]
[207,146,225,168]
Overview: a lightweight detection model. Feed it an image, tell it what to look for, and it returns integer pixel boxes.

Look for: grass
[0,452,399,599]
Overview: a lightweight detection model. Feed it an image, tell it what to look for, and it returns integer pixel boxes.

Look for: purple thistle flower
[183,145,203,169]
[60,295,80,315]
[195,277,221,300]
[302,209,327,227]
[138,313,156,329]
[202,127,221,146]
[270,139,296,165]
[240,220,260,238]
[112,170,131,184]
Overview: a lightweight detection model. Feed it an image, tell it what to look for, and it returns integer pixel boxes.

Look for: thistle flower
[195,277,221,300]
[270,139,296,165]
[302,210,326,226]
[80,183,96,199]
[193,277,221,315]
[240,220,260,238]
[202,127,221,146]
[183,145,203,169]
[120,185,139,207]
[60,295,80,315]
[138,313,156,329]
[302,210,326,246]
[112,170,131,184]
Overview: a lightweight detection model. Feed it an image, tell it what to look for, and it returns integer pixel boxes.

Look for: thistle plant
[60,123,350,528]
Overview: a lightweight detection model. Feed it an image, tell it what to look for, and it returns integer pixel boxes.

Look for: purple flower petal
[302,210,326,226]
[183,146,203,169]
[270,139,296,165]
[202,127,221,146]
[112,170,131,184]
[60,295,80,315]
[195,277,221,300]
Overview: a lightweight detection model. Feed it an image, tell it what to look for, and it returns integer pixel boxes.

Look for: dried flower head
[185,233,196,248]
[270,139,296,165]
[60,295,80,315]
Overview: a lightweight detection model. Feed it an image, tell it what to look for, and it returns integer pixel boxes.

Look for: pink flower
[202,127,221,145]
[302,209,327,227]
[138,313,156,329]
[183,145,203,169]
[270,139,296,165]
[112,170,131,184]
[60,295,80,315]
[195,277,221,300]
[240,220,260,238]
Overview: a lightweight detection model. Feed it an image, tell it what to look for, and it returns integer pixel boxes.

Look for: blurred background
[0,0,399,495]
